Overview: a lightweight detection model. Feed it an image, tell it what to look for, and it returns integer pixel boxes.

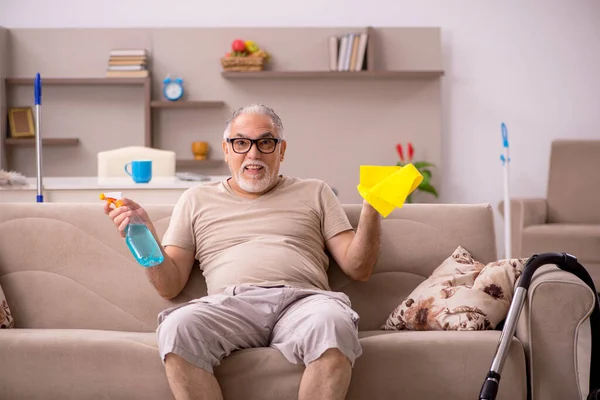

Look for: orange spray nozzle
[100,192,124,207]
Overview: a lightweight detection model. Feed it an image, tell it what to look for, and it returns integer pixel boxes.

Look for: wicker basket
[220,56,265,72]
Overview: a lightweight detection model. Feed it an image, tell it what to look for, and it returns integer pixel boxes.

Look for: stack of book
[106,49,149,78]
[328,32,369,72]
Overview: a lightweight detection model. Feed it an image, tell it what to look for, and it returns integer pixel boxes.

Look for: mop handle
[500,123,511,259]
[501,123,508,148]
[34,73,43,203]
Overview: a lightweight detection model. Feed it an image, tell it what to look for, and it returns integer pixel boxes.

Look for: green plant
[396,142,438,203]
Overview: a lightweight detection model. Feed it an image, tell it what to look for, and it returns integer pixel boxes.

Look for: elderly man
[105,104,381,400]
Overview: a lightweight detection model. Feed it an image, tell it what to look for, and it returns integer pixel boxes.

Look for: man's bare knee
[166,353,196,371]
[311,348,351,368]
[300,348,352,400]
[164,353,223,400]
[165,353,186,366]
[165,353,213,388]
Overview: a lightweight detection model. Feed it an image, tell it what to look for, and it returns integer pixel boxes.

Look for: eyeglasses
[226,137,282,154]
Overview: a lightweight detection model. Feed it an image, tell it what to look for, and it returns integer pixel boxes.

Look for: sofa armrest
[515,264,596,400]
[498,198,548,257]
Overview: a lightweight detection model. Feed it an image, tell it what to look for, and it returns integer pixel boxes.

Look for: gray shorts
[156,285,362,374]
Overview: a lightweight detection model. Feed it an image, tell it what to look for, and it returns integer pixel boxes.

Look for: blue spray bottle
[100,192,165,267]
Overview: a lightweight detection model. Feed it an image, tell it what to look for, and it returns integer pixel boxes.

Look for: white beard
[234,160,274,193]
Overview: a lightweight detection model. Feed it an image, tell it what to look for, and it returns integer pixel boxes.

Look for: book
[106,70,149,78]
[330,32,368,71]
[109,49,148,57]
[106,48,149,77]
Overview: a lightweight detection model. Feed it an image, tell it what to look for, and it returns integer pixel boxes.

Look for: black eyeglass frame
[225,137,283,154]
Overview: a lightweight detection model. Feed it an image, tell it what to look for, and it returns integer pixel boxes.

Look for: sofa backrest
[0,202,497,332]
[547,139,600,224]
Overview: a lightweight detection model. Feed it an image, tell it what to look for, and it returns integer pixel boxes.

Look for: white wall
[2,0,600,258]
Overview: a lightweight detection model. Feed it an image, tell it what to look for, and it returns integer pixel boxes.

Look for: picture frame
[8,107,35,138]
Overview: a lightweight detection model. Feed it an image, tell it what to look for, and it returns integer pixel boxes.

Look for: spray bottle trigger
[100,192,124,207]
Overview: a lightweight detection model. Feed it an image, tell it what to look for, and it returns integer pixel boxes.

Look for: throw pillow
[0,284,14,329]
[381,246,527,331]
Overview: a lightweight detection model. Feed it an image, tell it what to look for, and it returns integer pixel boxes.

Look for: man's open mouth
[244,165,264,175]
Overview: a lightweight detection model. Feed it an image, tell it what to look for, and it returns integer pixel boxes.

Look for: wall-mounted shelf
[2,77,228,173]
[151,100,226,109]
[221,70,444,79]
[0,26,444,179]
[5,138,80,146]
[5,77,149,86]
[176,159,226,168]
[4,76,152,150]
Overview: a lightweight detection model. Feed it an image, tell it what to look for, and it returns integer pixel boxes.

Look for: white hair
[223,104,284,139]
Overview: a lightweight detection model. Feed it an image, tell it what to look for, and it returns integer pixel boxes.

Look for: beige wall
[2,27,443,204]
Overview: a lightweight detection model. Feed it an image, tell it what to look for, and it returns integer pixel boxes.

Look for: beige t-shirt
[161,176,353,295]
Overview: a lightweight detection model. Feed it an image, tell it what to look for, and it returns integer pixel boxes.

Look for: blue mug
[125,160,152,183]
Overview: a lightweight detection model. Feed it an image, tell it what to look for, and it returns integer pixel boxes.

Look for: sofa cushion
[0,329,173,400]
[218,330,527,400]
[382,246,527,331]
[0,284,14,329]
[522,224,600,262]
[0,329,527,400]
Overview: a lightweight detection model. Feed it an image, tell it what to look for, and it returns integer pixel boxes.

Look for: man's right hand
[104,197,151,238]
[103,197,196,300]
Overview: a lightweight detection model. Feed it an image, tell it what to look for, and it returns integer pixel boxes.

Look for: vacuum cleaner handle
[479,252,600,400]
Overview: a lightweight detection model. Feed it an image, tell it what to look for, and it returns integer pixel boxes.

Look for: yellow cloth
[357,164,423,218]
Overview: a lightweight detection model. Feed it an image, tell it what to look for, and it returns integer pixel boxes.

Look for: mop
[500,123,510,259]
[34,73,43,202]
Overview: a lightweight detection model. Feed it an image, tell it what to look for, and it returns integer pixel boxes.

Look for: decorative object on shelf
[163,75,184,101]
[220,39,271,72]
[396,142,438,203]
[0,169,28,188]
[7,107,35,138]
[191,141,209,160]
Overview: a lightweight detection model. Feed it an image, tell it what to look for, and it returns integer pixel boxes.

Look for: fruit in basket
[231,39,246,52]
[223,39,270,64]
[251,49,271,61]
[245,40,259,54]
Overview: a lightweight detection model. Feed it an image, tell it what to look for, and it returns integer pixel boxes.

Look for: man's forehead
[232,131,275,139]
[229,114,278,138]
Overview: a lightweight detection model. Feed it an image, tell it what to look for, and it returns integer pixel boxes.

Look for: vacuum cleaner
[478,252,600,400]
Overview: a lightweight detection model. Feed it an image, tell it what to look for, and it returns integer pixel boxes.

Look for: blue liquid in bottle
[125,223,165,267]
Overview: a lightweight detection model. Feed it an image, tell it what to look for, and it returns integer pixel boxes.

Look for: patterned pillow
[0,284,14,329]
[382,246,527,331]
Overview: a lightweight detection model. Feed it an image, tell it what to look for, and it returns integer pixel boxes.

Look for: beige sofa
[0,202,596,399]
[499,139,600,287]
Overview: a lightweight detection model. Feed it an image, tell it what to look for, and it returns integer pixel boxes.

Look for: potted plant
[396,142,438,203]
